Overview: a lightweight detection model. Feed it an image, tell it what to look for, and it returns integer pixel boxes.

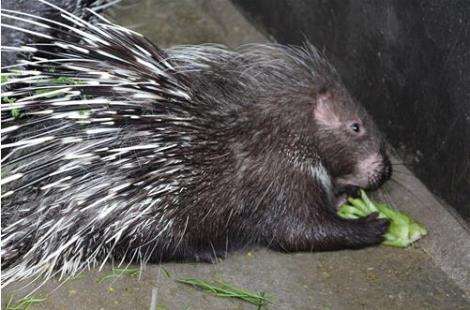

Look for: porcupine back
[1,1,344,286]
[2,2,221,284]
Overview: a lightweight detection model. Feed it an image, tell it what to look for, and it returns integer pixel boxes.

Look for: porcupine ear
[313,89,341,128]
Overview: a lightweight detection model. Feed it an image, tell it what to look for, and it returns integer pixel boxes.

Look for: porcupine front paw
[333,185,359,209]
[334,193,348,209]
[346,213,390,248]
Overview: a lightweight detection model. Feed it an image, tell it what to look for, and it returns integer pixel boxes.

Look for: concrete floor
[2,246,469,310]
[2,0,470,309]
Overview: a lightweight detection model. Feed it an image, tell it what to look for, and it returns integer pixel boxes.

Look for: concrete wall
[233,0,470,221]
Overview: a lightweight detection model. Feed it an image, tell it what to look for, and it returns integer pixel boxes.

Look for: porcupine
[1,0,120,67]
[1,0,392,286]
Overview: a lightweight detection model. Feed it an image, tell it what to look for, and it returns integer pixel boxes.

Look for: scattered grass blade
[176,277,270,308]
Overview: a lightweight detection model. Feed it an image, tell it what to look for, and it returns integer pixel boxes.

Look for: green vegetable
[176,278,270,308]
[338,190,427,247]
[51,76,84,85]
[1,74,10,84]
[2,96,16,104]
[11,108,22,119]
[2,96,22,119]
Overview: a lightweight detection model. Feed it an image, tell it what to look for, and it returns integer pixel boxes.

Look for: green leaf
[2,96,16,104]
[338,190,427,248]
[11,108,22,119]
[1,74,10,84]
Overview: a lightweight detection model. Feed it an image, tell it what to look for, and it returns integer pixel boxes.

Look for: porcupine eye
[350,122,361,134]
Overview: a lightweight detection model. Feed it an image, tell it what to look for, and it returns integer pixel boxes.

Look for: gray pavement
[3,245,469,309]
[2,1,469,309]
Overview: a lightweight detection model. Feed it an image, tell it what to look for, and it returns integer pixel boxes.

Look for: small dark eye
[350,123,361,133]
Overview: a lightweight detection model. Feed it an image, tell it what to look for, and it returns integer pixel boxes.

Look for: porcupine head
[312,88,392,194]
[233,46,392,204]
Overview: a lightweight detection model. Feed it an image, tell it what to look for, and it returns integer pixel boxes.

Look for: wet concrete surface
[2,0,470,309]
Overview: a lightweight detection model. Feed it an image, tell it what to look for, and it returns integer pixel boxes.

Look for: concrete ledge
[376,157,470,298]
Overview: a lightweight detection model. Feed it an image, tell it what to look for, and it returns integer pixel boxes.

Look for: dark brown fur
[132,44,393,262]
[2,16,392,282]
